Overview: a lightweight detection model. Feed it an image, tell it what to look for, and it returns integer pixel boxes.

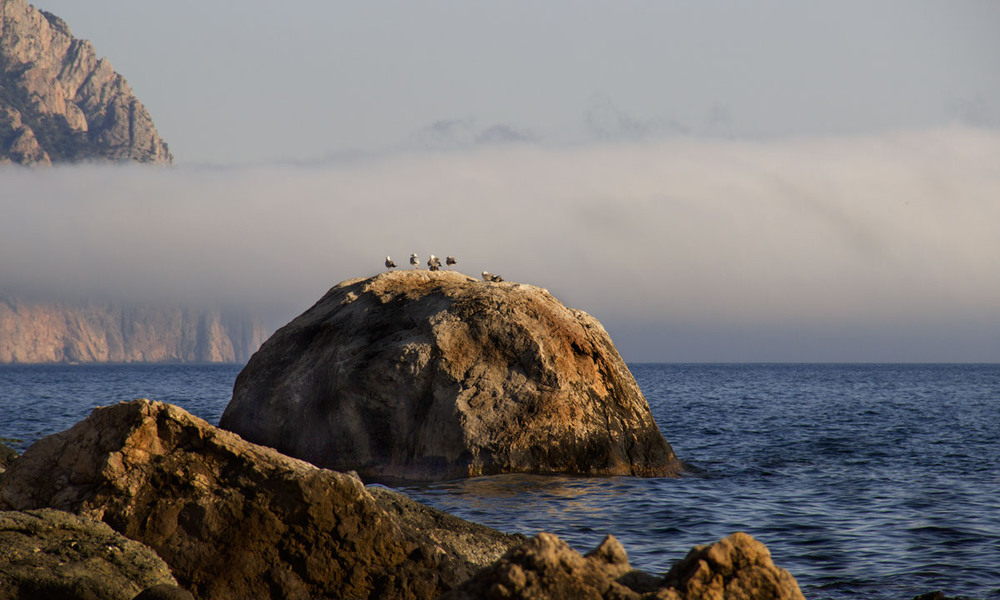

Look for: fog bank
[3,127,998,361]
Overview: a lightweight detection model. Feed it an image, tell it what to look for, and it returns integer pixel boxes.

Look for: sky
[4,1,1000,362]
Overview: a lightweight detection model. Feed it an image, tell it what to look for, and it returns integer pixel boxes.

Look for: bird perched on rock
[482,271,503,282]
[428,255,442,271]
[410,254,419,269]
[385,256,396,271]
[446,256,457,268]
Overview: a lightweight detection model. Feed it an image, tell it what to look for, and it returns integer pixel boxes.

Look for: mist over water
[3,126,999,361]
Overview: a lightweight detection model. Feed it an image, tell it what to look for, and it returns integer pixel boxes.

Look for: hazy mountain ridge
[0,0,172,165]
[0,298,266,364]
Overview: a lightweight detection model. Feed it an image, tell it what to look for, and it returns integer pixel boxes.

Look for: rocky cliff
[0,0,172,165]
[0,298,266,363]
[221,270,684,481]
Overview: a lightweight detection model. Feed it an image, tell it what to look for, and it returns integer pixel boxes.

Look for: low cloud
[3,126,998,361]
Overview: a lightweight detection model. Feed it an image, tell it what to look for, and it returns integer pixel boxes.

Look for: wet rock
[220,270,683,481]
[0,508,178,600]
[440,531,805,600]
[0,399,521,600]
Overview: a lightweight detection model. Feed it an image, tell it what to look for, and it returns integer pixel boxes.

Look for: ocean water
[1,363,998,600]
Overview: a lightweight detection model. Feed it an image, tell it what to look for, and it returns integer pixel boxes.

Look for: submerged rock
[220,270,683,481]
[440,531,805,600]
[0,399,522,600]
[0,508,177,600]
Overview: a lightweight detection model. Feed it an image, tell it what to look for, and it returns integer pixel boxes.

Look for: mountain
[0,0,172,165]
[0,298,267,364]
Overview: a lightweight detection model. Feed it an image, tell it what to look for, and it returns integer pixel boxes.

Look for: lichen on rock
[0,508,178,600]
[220,270,684,481]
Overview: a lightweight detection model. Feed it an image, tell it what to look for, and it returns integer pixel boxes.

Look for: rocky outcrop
[1,0,172,165]
[0,508,178,600]
[0,298,266,363]
[440,531,805,600]
[220,270,683,481]
[0,399,523,600]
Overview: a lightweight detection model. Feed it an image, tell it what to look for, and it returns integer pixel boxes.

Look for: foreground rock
[0,399,522,600]
[0,508,178,600]
[1,0,172,165]
[221,270,683,481]
[440,531,805,600]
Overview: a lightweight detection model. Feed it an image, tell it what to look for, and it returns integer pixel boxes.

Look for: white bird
[410,254,419,269]
[482,271,503,282]
[446,256,457,268]
[385,256,396,270]
[428,254,441,271]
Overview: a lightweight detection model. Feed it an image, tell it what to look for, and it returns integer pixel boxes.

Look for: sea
[1,363,997,600]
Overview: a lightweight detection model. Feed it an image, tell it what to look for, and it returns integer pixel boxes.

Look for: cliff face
[0,0,172,165]
[0,298,266,363]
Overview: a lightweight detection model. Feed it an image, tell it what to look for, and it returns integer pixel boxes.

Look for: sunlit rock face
[220,270,684,481]
[440,531,807,600]
[0,0,172,165]
[0,299,266,364]
[0,399,522,600]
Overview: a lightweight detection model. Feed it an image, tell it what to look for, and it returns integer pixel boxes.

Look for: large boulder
[0,508,178,600]
[220,270,683,481]
[439,531,805,600]
[0,399,522,600]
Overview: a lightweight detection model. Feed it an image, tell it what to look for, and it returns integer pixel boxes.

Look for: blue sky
[6,1,1000,361]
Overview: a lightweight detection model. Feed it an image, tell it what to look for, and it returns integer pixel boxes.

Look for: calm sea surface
[1,363,998,600]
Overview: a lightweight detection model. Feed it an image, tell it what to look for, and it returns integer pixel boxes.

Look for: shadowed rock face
[220,270,683,481]
[0,399,522,600]
[1,0,172,165]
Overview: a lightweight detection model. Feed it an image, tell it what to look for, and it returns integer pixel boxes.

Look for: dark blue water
[1,363,998,600]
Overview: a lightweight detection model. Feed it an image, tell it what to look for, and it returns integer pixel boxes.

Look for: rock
[0,0,172,164]
[0,508,178,600]
[439,531,805,600]
[220,270,683,481]
[0,399,522,600]
[0,443,16,473]
[661,532,805,600]
[0,298,267,364]
[132,584,196,600]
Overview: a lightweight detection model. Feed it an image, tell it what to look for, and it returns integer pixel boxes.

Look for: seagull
[410,254,419,269]
[446,256,457,269]
[385,256,396,270]
[482,271,503,282]
[428,255,441,271]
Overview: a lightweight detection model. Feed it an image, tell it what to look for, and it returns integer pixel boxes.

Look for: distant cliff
[0,298,266,364]
[0,0,172,165]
